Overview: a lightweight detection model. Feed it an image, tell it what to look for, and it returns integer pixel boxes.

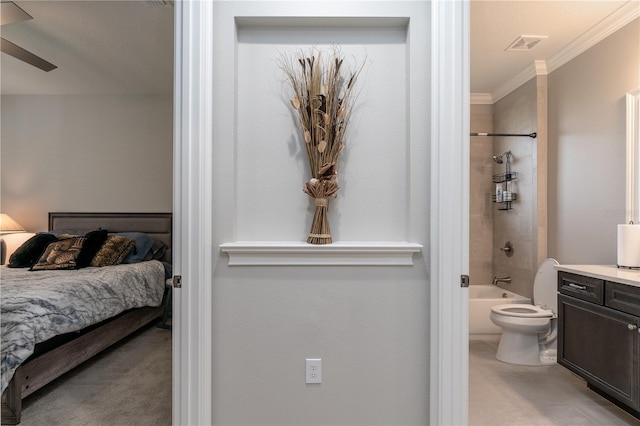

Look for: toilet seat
[491,303,554,318]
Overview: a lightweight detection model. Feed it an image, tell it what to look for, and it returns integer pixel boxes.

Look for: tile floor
[469,336,640,425]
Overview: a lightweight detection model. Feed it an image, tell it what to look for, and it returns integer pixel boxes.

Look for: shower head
[492,151,512,164]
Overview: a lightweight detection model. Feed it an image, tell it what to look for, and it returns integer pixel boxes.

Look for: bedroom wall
[0,95,173,232]
[548,17,640,264]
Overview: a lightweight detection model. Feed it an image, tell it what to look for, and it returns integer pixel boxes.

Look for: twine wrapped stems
[303,163,339,244]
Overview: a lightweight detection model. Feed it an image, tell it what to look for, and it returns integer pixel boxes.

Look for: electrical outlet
[306,358,321,384]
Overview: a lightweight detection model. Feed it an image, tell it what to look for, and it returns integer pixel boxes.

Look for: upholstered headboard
[48,212,172,263]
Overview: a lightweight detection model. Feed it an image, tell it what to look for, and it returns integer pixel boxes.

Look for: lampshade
[0,213,26,234]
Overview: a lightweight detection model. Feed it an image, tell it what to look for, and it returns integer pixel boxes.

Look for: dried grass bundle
[279,47,364,244]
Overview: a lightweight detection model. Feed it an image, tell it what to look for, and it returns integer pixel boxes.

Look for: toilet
[489,258,559,366]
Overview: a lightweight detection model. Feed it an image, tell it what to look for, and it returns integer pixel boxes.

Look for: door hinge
[461,275,469,288]
[172,275,182,288]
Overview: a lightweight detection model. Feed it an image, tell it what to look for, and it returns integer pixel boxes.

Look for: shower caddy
[471,132,536,212]
[491,149,517,211]
[492,171,517,210]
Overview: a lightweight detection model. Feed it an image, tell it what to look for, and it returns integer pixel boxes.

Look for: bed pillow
[76,229,109,268]
[8,233,59,268]
[118,232,155,264]
[30,236,86,271]
[147,239,168,261]
[90,235,135,267]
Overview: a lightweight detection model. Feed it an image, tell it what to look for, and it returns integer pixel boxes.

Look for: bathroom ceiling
[471,0,639,101]
[0,1,638,98]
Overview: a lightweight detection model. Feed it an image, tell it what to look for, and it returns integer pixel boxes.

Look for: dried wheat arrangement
[279,47,364,244]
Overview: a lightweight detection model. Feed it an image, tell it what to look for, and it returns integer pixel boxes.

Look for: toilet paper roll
[617,224,640,268]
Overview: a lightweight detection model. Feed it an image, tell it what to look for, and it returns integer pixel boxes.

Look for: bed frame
[1,212,172,425]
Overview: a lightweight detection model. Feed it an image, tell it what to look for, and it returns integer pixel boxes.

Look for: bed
[0,212,172,425]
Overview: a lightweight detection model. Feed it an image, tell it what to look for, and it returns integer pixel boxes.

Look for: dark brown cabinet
[558,271,640,418]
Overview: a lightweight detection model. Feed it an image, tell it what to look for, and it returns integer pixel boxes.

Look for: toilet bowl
[489,258,559,365]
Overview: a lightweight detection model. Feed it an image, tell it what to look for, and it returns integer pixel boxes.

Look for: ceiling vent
[505,35,547,51]
[144,0,173,7]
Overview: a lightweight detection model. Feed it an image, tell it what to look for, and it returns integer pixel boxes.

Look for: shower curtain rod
[470,132,537,138]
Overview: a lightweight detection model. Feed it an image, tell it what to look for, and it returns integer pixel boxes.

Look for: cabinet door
[558,295,639,410]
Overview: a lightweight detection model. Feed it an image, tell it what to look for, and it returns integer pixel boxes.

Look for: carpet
[19,324,171,426]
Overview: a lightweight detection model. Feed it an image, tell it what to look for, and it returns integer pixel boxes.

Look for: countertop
[555,264,640,288]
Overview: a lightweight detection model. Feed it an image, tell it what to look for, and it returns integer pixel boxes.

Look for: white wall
[207,2,431,424]
[548,18,640,264]
[1,95,173,231]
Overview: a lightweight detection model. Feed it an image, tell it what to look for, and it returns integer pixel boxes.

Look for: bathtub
[469,285,531,336]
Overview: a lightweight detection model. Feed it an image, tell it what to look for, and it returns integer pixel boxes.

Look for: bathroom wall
[470,104,494,285]
[481,17,639,294]
[492,78,539,298]
[548,17,640,264]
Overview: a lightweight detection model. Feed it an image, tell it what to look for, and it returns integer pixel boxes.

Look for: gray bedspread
[0,261,165,394]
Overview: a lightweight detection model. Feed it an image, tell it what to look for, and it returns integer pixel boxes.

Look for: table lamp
[0,213,26,264]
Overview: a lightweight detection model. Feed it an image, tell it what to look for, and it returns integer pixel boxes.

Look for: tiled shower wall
[471,77,543,296]
[470,104,494,285]
[492,78,539,299]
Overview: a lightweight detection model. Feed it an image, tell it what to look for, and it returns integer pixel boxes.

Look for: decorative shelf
[219,241,423,266]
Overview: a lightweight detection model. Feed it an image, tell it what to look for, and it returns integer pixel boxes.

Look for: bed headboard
[48,212,172,263]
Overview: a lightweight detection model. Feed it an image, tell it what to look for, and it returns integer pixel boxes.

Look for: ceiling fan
[1,1,56,72]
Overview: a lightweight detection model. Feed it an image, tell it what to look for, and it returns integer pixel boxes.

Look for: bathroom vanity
[556,265,640,418]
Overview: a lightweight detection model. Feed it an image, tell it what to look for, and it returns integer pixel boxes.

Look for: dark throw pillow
[90,235,135,267]
[147,239,168,261]
[76,229,108,268]
[30,236,86,271]
[8,233,59,268]
[119,232,155,264]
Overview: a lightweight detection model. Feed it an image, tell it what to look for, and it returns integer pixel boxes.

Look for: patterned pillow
[90,235,135,267]
[31,236,86,271]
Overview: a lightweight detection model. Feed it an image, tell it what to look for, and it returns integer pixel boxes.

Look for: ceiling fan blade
[1,37,56,71]
[1,1,32,26]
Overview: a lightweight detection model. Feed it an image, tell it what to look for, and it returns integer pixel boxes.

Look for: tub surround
[555,264,640,288]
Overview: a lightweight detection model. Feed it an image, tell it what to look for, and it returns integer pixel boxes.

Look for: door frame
[172,1,469,424]
[172,0,214,424]
[429,1,470,424]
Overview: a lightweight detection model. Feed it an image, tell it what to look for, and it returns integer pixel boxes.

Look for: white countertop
[555,264,640,288]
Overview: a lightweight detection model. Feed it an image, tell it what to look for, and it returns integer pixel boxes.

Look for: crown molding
[470,93,493,104]
[491,61,539,103]
[546,1,640,74]
[534,60,548,75]
[490,1,640,103]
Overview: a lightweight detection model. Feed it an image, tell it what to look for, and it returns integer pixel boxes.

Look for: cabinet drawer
[558,272,604,304]
[606,282,640,317]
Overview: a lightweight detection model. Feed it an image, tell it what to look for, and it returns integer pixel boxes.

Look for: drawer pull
[628,324,638,331]
[568,283,588,291]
